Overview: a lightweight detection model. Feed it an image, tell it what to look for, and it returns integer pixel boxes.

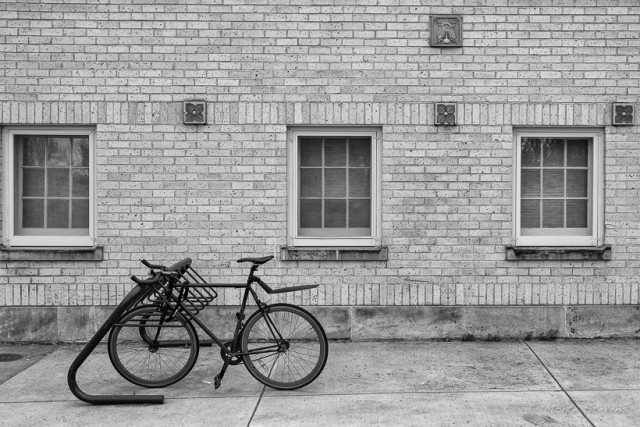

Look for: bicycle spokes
[108,307,199,388]
[103,257,327,395]
[241,305,328,390]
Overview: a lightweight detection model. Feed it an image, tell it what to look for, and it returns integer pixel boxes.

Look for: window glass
[519,136,592,237]
[15,135,90,237]
[298,136,372,237]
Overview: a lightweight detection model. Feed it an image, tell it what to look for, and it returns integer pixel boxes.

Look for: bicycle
[106,255,328,391]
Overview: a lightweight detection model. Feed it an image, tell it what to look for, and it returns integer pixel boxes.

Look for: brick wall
[0,1,639,325]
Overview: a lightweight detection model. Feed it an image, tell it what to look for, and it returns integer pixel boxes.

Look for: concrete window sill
[505,245,612,261]
[280,246,388,261]
[0,246,104,261]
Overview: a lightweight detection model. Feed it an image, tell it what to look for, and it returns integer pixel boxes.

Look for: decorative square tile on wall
[612,103,634,126]
[435,103,457,125]
[183,100,207,125]
[430,15,463,47]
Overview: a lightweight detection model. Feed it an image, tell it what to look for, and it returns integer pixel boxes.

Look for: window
[514,128,604,247]
[3,127,95,247]
[288,127,381,247]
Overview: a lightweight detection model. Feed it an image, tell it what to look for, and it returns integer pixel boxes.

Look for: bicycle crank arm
[214,360,231,390]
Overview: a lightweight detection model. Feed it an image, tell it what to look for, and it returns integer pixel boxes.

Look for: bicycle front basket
[142,265,218,316]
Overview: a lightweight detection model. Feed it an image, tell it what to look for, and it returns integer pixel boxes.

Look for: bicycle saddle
[237,255,274,265]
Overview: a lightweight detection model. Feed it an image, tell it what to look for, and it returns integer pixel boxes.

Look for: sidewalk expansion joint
[247,385,266,427]
[261,389,562,397]
[523,340,596,427]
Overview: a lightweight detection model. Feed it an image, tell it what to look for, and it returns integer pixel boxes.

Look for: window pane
[47,168,70,197]
[23,137,45,166]
[22,199,44,228]
[567,170,588,198]
[325,168,346,197]
[47,199,69,228]
[521,138,541,167]
[72,199,90,228]
[349,199,371,228]
[47,138,71,166]
[325,199,346,228]
[567,200,588,228]
[325,138,346,167]
[72,169,90,197]
[300,199,321,228]
[521,169,540,197]
[519,133,595,239]
[542,170,564,197]
[349,169,371,197]
[521,199,540,228]
[13,131,93,238]
[23,168,45,197]
[72,137,90,167]
[300,169,322,198]
[542,200,564,228]
[542,138,564,167]
[349,138,371,167]
[567,139,589,167]
[299,137,322,167]
[296,132,376,239]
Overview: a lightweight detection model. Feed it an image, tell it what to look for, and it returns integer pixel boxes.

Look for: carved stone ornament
[430,15,463,48]
[435,103,457,125]
[612,103,634,126]
[183,100,207,125]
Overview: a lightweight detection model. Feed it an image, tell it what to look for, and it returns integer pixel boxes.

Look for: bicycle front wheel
[241,304,328,390]
[108,306,199,388]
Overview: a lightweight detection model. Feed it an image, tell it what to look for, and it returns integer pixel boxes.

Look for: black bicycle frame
[69,257,317,404]
[154,266,281,359]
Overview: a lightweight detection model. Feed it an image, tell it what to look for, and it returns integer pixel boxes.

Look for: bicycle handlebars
[141,257,193,272]
[141,259,166,270]
[130,272,162,285]
[132,258,193,285]
[166,257,192,272]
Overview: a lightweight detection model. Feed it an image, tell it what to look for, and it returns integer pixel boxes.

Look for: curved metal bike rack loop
[67,284,165,405]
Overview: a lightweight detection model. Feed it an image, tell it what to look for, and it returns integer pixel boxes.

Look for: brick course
[0,1,639,335]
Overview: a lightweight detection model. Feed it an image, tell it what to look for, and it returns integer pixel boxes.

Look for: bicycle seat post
[247,264,259,283]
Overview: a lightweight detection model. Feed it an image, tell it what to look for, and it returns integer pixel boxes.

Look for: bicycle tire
[241,304,328,390]
[108,306,199,388]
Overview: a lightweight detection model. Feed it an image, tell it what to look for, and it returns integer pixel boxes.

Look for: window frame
[287,127,382,248]
[514,127,604,247]
[2,126,96,247]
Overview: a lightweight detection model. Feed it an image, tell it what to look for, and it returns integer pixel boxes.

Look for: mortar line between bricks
[523,340,595,427]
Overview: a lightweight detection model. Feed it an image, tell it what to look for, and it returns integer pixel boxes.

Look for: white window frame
[287,127,382,248]
[2,126,96,247]
[514,127,604,247]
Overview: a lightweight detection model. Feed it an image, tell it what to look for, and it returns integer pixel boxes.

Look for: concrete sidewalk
[0,340,638,426]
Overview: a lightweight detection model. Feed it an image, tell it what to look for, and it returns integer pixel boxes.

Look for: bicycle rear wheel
[108,306,199,388]
[241,304,328,390]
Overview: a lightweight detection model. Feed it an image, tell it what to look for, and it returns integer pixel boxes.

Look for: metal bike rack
[67,284,165,405]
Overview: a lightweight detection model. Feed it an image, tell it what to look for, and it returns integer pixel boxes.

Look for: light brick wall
[0,0,639,310]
